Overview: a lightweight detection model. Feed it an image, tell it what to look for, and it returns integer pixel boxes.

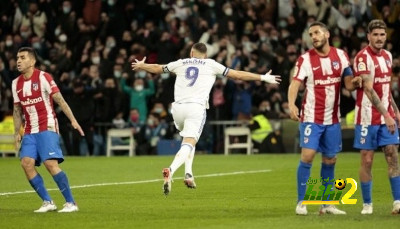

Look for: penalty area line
[0,169,272,196]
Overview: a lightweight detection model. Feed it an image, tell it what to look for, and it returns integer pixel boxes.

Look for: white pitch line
[0,169,271,196]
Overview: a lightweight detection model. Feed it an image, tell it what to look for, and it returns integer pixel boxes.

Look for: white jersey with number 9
[163,58,229,108]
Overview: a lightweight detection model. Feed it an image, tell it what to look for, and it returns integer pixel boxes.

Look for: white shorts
[172,102,206,141]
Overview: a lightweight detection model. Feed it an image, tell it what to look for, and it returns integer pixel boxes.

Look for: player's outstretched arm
[287,80,301,121]
[131,56,163,74]
[361,74,396,134]
[13,104,23,150]
[226,69,281,84]
[52,92,85,136]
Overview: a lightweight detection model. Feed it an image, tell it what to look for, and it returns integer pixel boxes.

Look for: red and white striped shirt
[293,47,350,125]
[12,69,60,134]
[353,46,393,125]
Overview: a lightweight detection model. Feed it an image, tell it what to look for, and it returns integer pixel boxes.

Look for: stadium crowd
[1,0,400,156]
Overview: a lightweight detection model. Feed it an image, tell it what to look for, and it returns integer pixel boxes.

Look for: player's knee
[44,160,61,175]
[322,156,336,165]
[362,157,373,169]
[301,154,314,163]
[20,158,35,170]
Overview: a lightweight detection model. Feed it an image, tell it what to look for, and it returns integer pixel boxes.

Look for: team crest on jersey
[32,83,39,91]
[360,138,365,144]
[304,137,309,144]
[386,59,391,68]
[332,61,339,70]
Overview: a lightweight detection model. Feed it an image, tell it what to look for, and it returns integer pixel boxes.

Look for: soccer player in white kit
[132,42,281,195]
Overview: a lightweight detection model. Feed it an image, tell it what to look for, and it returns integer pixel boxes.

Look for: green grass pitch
[0,153,399,229]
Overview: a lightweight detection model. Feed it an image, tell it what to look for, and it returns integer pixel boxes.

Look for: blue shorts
[353,124,399,150]
[299,122,342,157]
[20,131,64,166]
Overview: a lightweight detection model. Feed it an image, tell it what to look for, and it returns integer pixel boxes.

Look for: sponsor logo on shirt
[314,77,341,85]
[374,76,391,83]
[20,97,43,105]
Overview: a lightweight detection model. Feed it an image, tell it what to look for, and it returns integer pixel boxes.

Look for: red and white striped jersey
[293,47,350,125]
[12,69,60,134]
[353,46,393,125]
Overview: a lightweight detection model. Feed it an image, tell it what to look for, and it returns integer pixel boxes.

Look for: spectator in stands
[120,72,155,123]
[20,1,47,39]
[66,79,95,156]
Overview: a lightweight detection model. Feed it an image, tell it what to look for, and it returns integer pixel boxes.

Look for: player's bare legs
[360,150,374,214]
[383,145,400,214]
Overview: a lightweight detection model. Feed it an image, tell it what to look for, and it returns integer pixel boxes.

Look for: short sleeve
[41,72,60,95]
[292,56,308,82]
[353,53,370,76]
[11,78,20,104]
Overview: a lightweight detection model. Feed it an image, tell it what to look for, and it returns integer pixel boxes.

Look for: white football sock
[170,143,193,177]
[185,146,195,176]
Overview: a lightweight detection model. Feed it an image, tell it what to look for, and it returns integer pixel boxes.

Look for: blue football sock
[321,163,335,200]
[29,174,51,202]
[361,181,372,204]
[297,161,312,202]
[390,176,400,201]
[53,171,75,203]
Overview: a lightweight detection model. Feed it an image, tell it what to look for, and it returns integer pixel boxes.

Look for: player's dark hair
[192,42,207,54]
[367,19,387,33]
[17,47,37,61]
[309,21,328,32]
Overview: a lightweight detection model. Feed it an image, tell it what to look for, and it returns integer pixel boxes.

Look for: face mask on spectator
[208,1,215,7]
[107,40,116,48]
[91,56,100,64]
[135,85,144,91]
[108,0,115,6]
[357,32,365,38]
[154,108,163,113]
[63,6,71,14]
[224,8,233,16]
[137,71,146,78]
[147,119,154,126]
[278,20,287,28]
[176,0,184,7]
[161,73,170,79]
[59,34,67,43]
[5,40,13,47]
[32,42,41,49]
[55,28,61,36]
[114,70,122,78]
[21,32,29,39]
